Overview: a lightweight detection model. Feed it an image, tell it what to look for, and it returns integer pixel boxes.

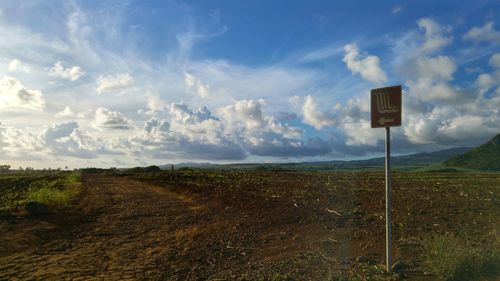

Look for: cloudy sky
[0,0,499,168]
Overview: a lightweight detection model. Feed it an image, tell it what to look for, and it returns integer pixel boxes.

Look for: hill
[162,147,472,171]
[444,134,500,171]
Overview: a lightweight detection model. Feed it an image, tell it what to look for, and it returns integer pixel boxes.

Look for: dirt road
[0,175,222,280]
[1,172,365,280]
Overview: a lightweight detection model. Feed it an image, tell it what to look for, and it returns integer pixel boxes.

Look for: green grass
[0,172,82,211]
[423,233,500,281]
[25,172,81,208]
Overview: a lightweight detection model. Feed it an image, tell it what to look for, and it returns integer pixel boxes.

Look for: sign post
[371,85,402,274]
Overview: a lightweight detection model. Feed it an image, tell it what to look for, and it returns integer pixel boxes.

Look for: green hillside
[444,134,500,171]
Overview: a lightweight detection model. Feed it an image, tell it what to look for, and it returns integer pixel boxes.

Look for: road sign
[371,85,402,128]
[370,84,402,274]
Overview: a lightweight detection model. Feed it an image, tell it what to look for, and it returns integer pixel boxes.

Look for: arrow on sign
[378,117,394,126]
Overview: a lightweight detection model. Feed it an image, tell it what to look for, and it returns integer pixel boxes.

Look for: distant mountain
[161,147,472,171]
[444,134,500,171]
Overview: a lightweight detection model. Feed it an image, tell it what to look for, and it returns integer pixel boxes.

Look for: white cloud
[343,43,387,84]
[93,107,132,130]
[55,106,76,118]
[342,120,381,146]
[404,106,500,145]
[49,61,84,81]
[417,18,453,55]
[475,58,500,96]
[401,56,459,102]
[393,19,462,104]
[218,99,266,131]
[140,94,167,115]
[0,76,45,110]
[301,95,336,130]
[299,46,343,63]
[474,53,500,96]
[407,79,457,101]
[0,122,44,158]
[463,21,500,43]
[490,53,500,68]
[8,59,30,72]
[391,6,403,14]
[218,99,328,157]
[414,56,456,81]
[96,73,134,93]
[131,102,245,160]
[42,122,120,158]
[184,72,210,98]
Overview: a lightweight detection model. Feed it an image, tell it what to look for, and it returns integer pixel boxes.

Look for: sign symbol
[376,92,398,113]
[371,85,401,128]
[378,117,394,126]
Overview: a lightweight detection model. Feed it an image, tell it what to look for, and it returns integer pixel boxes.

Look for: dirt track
[0,176,218,280]
[0,175,346,280]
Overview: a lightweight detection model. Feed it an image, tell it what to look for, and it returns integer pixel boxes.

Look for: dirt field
[0,171,498,280]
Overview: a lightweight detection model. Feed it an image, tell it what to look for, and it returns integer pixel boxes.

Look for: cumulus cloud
[407,79,457,101]
[414,56,456,81]
[0,76,45,110]
[96,73,134,93]
[476,53,500,96]
[393,19,462,103]
[132,99,327,160]
[490,53,500,68]
[42,122,93,158]
[54,106,76,118]
[342,120,382,146]
[463,21,500,43]
[301,95,336,129]
[0,122,43,158]
[404,105,500,146]
[8,59,30,72]
[131,103,246,160]
[184,72,210,98]
[93,107,132,130]
[41,122,120,158]
[218,99,266,131]
[416,18,453,55]
[218,99,329,157]
[49,62,84,81]
[343,43,387,84]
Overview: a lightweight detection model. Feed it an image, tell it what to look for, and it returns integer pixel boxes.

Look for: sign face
[371,85,402,128]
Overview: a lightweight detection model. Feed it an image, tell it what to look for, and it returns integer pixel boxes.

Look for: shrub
[423,233,500,280]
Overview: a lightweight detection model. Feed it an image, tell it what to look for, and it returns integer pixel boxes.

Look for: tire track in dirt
[0,175,208,281]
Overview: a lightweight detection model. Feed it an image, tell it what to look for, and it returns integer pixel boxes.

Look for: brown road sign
[371,85,402,128]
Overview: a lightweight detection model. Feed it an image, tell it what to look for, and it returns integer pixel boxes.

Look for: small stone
[25,201,49,215]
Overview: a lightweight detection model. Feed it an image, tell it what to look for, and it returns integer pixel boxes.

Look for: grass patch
[0,172,82,211]
[423,233,500,281]
[25,172,81,208]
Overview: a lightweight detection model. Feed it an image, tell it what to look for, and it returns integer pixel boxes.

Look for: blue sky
[0,0,499,168]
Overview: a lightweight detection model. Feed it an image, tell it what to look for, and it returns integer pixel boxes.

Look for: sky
[0,0,499,169]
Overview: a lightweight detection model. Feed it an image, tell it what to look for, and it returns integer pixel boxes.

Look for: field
[0,170,499,280]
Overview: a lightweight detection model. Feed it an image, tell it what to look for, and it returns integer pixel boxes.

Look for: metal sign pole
[385,126,392,273]
[371,85,400,274]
